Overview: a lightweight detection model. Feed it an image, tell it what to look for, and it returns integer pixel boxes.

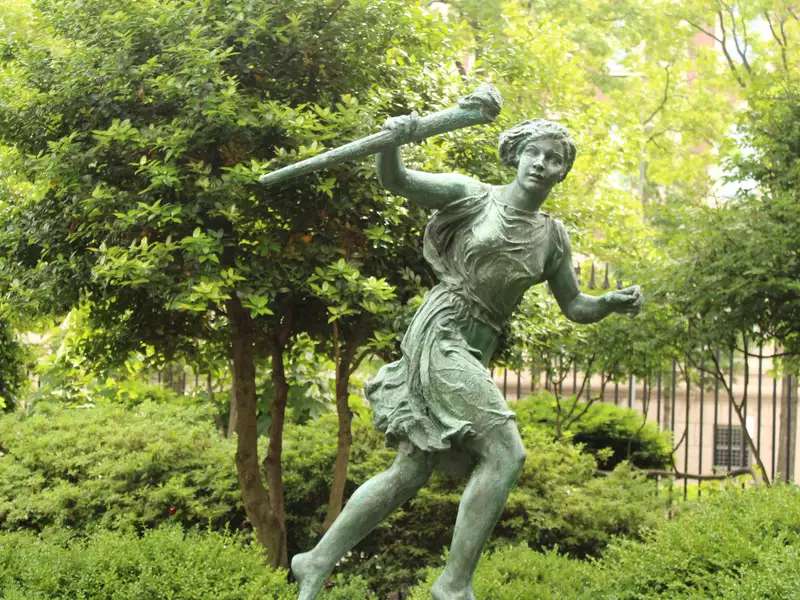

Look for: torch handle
[258,84,502,188]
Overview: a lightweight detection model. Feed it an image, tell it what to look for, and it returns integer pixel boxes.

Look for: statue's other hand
[382,111,419,145]
[606,285,643,316]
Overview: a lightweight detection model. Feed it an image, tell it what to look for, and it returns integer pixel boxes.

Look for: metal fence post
[684,367,691,501]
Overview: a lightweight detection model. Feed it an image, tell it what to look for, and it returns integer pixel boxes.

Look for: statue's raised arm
[258,84,502,188]
[376,114,485,209]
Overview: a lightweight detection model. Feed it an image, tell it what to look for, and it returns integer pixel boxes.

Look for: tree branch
[715,10,748,87]
[684,18,723,44]
[643,66,671,126]
[672,426,688,454]
[562,366,601,432]
[721,1,752,72]
[765,11,790,72]
[734,345,794,359]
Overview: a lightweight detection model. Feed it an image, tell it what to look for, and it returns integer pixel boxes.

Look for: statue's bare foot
[292,551,331,600]
[431,576,476,600]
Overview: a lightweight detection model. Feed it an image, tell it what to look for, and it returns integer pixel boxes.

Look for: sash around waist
[426,284,502,366]
[434,283,503,333]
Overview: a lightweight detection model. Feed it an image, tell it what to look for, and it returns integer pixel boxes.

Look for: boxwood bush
[589,484,800,599]
[409,545,592,600]
[0,401,244,533]
[0,397,665,596]
[0,526,374,599]
[409,485,800,600]
[515,392,672,469]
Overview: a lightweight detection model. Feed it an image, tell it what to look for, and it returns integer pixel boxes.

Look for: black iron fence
[493,346,799,494]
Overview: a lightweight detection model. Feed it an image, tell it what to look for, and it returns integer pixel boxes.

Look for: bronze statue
[262,86,642,600]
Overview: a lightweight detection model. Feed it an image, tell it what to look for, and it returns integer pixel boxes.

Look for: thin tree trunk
[227,360,238,439]
[208,372,226,436]
[264,337,290,567]
[776,375,796,482]
[323,329,354,531]
[227,298,283,566]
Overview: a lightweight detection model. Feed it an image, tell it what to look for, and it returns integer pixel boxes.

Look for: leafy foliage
[410,485,800,599]
[0,0,450,347]
[589,485,800,599]
[515,392,672,469]
[0,319,25,411]
[0,526,375,599]
[409,545,593,600]
[0,402,242,533]
[0,397,662,595]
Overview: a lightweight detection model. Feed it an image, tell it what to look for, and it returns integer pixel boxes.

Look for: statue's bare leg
[292,441,434,600]
[431,420,526,600]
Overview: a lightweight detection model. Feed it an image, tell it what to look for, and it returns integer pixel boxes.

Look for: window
[713,425,750,469]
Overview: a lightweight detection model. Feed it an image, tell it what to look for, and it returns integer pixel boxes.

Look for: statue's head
[498,119,576,183]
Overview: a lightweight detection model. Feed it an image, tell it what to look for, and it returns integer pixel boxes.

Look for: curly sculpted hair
[498,119,577,182]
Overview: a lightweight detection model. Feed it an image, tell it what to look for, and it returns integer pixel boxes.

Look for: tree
[0,0,456,566]
[630,1,800,483]
[307,258,426,530]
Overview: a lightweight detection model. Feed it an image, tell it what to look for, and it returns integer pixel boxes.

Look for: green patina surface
[293,110,642,600]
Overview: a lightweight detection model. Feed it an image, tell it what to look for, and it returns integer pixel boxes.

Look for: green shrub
[0,402,243,533]
[0,526,374,599]
[515,392,672,469]
[93,377,185,407]
[501,426,663,557]
[409,545,592,600]
[409,486,800,600]
[0,399,663,596]
[588,484,800,599]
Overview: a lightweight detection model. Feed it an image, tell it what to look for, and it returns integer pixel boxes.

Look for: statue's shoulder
[432,183,492,216]
[547,215,569,240]
[546,215,571,256]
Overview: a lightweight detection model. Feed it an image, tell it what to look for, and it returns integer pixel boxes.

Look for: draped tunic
[365,186,569,452]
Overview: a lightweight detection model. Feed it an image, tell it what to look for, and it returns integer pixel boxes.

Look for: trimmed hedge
[0,526,374,599]
[0,402,243,533]
[409,546,592,600]
[589,484,800,599]
[409,485,800,600]
[515,392,672,469]
[0,399,664,596]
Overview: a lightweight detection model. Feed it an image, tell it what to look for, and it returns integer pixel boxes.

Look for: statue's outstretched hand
[382,111,419,146]
[605,285,643,316]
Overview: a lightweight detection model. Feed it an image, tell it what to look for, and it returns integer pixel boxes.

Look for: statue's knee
[496,435,526,480]
[511,444,527,476]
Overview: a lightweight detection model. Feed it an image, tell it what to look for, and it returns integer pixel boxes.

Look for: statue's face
[515,138,565,195]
